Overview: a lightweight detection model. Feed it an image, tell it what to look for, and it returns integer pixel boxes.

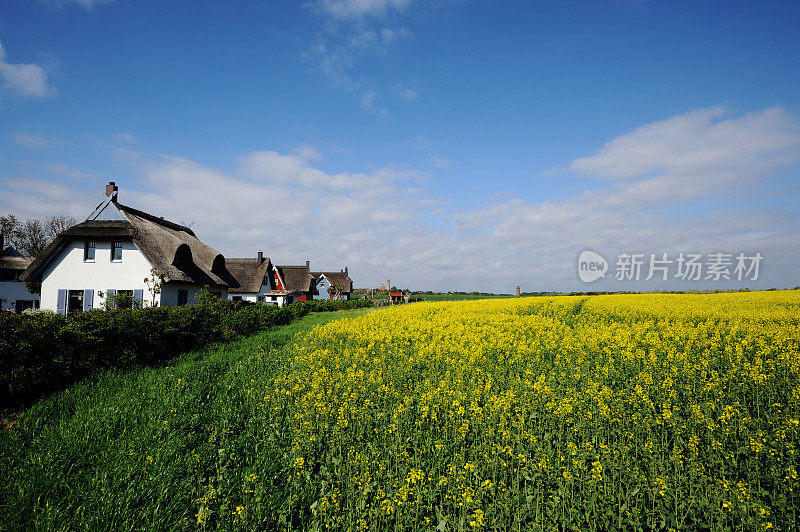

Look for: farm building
[226,252,302,306]
[0,235,39,313]
[21,182,238,313]
[274,262,316,303]
[312,267,353,300]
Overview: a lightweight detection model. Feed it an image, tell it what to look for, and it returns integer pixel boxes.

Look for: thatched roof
[276,265,314,293]
[1,246,32,271]
[22,201,238,289]
[227,257,271,294]
[313,271,353,294]
[263,289,301,296]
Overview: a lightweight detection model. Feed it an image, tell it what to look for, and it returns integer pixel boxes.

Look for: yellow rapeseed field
[256,292,800,529]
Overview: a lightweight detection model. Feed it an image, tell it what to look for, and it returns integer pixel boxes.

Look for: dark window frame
[84,241,96,261]
[111,242,123,262]
[68,290,84,313]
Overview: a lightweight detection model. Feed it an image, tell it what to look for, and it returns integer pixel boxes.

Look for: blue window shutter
[83,289,93,312]
[56,289,67,315]
[107,289,116,309]
[133,289,144,307]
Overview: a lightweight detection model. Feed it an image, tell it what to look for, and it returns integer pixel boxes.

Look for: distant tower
[516,285,521,297]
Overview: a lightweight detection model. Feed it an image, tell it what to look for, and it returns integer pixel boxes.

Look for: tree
[1,214,20,246]
[144,268,166,307]
[45,215,76,239]
[328,283,343,301]
[1,213,77,257]
[18,219,48,257]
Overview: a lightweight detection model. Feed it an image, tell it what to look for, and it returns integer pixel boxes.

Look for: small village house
[0,235,39,313]
[312,267,353,300]
[274,261,316,303]
[226,252,301,306]
[21,183,238,313]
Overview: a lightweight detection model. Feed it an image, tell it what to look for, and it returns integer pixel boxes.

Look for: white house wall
[40,240,155,311]
[228,282,285,305]
[0,280,38,311]
[228,290,286,306]
[160,283,222,307]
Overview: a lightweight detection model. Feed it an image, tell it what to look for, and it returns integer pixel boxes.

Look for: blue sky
[1,0,799,292]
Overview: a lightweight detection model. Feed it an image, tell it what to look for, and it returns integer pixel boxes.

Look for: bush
[0,297,368,411]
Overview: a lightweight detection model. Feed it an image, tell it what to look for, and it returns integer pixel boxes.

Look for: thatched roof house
[22,184,237,290]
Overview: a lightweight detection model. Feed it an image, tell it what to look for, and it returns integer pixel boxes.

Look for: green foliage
[103,291,142,310]
[24,281,41,295]
[196,285,221,307]
[0,298,369,410]
[0,308,370,531]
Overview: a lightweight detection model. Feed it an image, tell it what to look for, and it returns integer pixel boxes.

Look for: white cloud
[309,26,412,91]
[46,0,115,11]
[291,144,323,162]
[0,178,92,219]
[314,0,413,19]
[568,107,800,183]
[306,1,414,115]
[432,156,453,168]
[414,134,454,169]
[0,41,54,98]
[413,135,432,149]
[396,84,417,101]
[12,133,51,150]
[361,89,377,111]
[71,0,113,8]
[116,133,138,145]
[2,107,798,291]
[47,162,95,180]
[113,147,141,166]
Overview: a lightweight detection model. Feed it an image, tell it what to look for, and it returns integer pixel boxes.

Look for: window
[68,290,84,313]
[256,295,265,302]
[177,289,188,306]
[270,296,277,301]
[1,268,19,281]
[84,241,96,261]
[232,296,242,301]
[111,242,123,261]
[115,289,134,309]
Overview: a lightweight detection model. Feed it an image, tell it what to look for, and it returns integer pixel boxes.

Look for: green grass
[0,307,370,531]
[421,293,513,302]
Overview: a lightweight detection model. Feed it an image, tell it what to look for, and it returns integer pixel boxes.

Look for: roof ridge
[115,201,196,236]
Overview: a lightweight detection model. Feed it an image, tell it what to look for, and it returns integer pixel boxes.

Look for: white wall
[161,283,225,307]
[40,240,155,311]
[228,290,285,306]
[227,281,285,305]
[0,280,38,311]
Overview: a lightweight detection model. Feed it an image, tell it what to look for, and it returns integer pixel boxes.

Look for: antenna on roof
[180,220,196,229]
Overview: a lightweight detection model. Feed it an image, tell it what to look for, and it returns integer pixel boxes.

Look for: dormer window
[84,241,96,261]
[111,242,123,262]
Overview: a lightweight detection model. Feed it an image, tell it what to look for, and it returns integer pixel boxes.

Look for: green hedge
[0,297,371,410]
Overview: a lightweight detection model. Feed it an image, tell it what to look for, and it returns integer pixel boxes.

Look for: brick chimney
[105,181,118,198]
[345,266,349,277]
[258,250,264,265]
[516,285,521,297]
[305,260,310,269]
